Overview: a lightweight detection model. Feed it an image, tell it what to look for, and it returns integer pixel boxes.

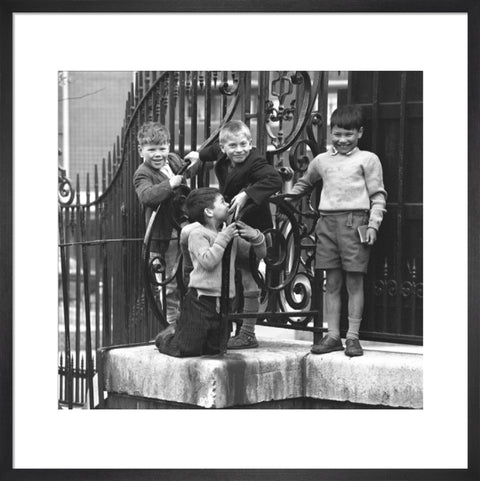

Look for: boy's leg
[164,240,180,325]
[170,288,210,357]
[325,268,343,339]
[311,268,344,354]
[344,271,365,357]
[227,268,259,349]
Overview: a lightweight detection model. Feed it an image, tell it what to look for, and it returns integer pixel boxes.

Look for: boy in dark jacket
[195,120,282,349]
[133,122,198,325]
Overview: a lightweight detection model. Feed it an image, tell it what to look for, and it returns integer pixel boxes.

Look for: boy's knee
[325,270,343,293]
[240,270,258,293]
[346,272,364,294]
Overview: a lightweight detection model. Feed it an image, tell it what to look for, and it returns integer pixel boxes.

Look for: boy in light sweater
[288,104,387,357]
[155,187,266,357]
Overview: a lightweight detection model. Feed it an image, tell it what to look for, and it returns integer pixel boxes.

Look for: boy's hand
[169,175,183,189]
[366,227,377,245]
[184,151,200,169]
[235,220,259,241]
[221,222,239,242]
[229,191,248,219]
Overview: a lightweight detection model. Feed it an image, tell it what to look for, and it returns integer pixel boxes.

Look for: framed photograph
[2,1,479,480]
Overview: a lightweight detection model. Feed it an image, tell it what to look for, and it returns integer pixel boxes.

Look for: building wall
[59,71,133,191]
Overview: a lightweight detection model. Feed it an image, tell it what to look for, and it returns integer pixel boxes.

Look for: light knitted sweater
[184,223,266,298]
[289,147,387,230]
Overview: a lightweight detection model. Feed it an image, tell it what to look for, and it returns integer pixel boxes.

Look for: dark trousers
[156,288,231,357]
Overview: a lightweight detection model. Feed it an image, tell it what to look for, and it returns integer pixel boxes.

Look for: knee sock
[239,292,259,336]
[346,317,362,340]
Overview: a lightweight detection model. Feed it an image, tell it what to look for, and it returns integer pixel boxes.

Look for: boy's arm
[198,142,222,163]
[170,152,200,179]
[189,229,233,271]
[364,154,388,231]
[242,158,283,205]
[133,169,173,208]
[237,230,267,261]
[288,157,322,196]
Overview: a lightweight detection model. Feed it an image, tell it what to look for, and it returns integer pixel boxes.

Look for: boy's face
[138,142,170,170]
[331,126,363,155]
[209,194,230,222]
[220,132,252,164]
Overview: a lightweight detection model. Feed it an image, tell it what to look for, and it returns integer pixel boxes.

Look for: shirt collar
[160,162,174,178]
[331,146,358,156]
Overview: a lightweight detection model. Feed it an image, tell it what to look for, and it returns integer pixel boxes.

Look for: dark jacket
[133,153,190,253]
[199,143,282,231]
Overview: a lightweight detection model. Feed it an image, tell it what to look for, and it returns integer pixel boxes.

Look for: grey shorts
[315,211,371,273]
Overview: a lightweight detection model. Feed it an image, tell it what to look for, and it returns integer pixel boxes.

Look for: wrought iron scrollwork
[58,166,75,206]
[287,111,324,175]
[401,259,423,299]
[243,193,320,327]
[374,258,398,296]
[219,71,240,96]
[142,184,191,329]
[264,71,320,157]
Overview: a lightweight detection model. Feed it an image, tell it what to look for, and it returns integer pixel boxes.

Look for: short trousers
[315,210,371,273]
[157,288,232,357]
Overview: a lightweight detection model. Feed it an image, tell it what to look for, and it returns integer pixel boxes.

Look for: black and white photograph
[4,6,479,479]
[57,70,424,411]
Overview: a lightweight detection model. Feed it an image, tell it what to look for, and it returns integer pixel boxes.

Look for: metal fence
[58,71,423,408]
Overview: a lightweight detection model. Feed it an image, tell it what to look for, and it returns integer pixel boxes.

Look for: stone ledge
[100,338,422,409]
[305,348,423,409]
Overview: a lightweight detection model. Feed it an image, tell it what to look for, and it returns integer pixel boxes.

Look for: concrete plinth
[100,338,423,409]
[101,339,308,409]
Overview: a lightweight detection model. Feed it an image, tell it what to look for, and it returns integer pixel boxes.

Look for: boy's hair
[186,187,221,224]
[330,105,364,131]
[219,120,252,144]
[137,122,170,146]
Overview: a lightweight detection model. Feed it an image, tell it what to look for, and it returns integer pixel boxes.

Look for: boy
[133,121,198,325]
[288,105,387,357]
[193,120,282,349]
[155,187,266,357]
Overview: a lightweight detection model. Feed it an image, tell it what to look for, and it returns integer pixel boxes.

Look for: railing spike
[86,173,90,204]
[75,174,80,206]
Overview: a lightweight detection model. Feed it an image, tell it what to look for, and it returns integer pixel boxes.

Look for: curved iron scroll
[259,193,320,327]
[58,166,75,206]
[265,71,323,157]
[229,192,321,329]
[142,184,191,329]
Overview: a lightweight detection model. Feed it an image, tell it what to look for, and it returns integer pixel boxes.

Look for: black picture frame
[1,1,479,480]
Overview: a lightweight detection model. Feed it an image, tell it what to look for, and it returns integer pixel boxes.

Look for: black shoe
[227,332,258,349]
[311,336,344,354]
[345,338,364,357]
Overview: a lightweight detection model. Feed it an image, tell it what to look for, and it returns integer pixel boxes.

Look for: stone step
[100,338,422,409]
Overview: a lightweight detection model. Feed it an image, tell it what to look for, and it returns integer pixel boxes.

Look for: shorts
[315,211,371,273]
[157,288,231,357]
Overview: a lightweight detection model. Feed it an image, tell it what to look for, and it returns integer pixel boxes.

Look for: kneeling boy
[155,187,266,357]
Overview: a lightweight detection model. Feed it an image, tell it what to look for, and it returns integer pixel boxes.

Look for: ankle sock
[327,329,341,341]
[346,317,362,340]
